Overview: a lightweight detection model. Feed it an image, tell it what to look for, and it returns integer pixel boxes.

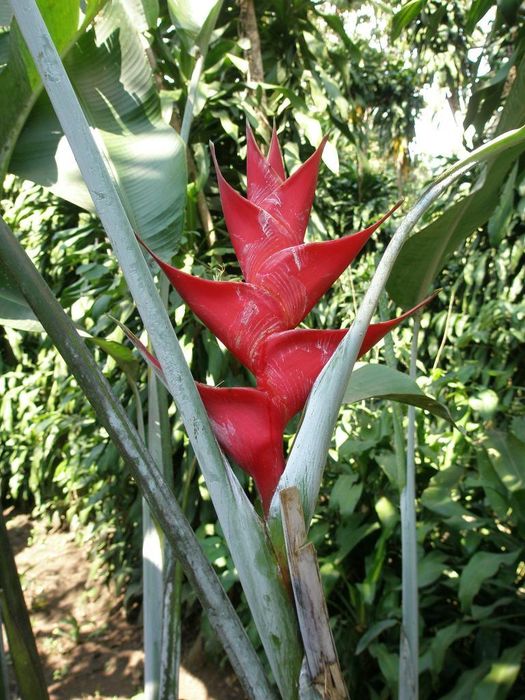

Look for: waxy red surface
[139,128,430,512]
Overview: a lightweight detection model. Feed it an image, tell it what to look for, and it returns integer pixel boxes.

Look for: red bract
[138,127,432,513]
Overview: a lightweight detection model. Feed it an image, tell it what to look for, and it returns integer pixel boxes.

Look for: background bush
[1,1,525,696]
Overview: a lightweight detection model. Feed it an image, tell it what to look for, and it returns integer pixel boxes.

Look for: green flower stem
[180,54,205,145]
[11,3,301,696]
[378,294,406,491]
[160,456,197,700]
[144,373,168,700]
[154,49,207,700]
[0,216,275,700]
[0,509,49,700]
[398,315,421,700]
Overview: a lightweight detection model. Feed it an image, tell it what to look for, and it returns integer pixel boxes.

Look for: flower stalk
[398,315,421,700]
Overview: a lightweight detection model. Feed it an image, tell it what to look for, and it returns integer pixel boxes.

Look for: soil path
[4,511,247,700]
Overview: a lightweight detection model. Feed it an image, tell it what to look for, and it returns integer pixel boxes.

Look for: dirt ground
[4,510,247,700]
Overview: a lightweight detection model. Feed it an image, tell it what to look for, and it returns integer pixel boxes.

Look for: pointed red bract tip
[246,125,283,205]
[212,137,327,268]
[211,148,293,280]
[261,136,327,245]
[267,126,286,180]
[253,228,375,326]
[198,384,285,513]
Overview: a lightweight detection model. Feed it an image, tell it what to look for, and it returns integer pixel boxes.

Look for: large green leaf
[458,550,519,611]
[387,53,525,308]
[10,0,186,259]
[0,260,41,331]
[390,0,426,40]
[482,430,525,493]
[419,622,473,681]
[343,362,454,423]
[168,0,223,55]
[472,639,525,700]
[0,0,101,180]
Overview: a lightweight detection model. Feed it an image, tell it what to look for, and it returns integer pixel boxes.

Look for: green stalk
[398,316,420,700]
[143,373,166,700]
[180,54,205,145]
[131,375,166,700]
[0,217,276,700]
[0,509,49,700]
[378,294,406,491]
[152,51,207,699]
[159,456,197,700]
[10,3,302,695]
[143,49,210,698]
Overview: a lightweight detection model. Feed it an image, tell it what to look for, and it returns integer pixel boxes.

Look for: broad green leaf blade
[419,622,473,680]
[482,430,525,493]
[458,550,519,611]
[10,0,186,259]
[0,0,79,180]
[0,260,42,331]
[125,0,159,31]
[387,53,525,308]
[0,0,105,179]
[355,619,397,656]
[390,0,426,40]
[343,362,454,423]
[168,0,223,55]
[472,639,525,700]
[0,2,13,26]
[440,664,491,700]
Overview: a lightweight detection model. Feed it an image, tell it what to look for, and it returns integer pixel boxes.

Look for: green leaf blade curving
[387,53,525,309]
[343,362,454,423]
[9,0,186,259]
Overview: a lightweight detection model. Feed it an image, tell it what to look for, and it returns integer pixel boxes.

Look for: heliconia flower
[134,126,434,513]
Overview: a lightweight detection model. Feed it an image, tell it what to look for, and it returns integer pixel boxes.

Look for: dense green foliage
[1,0,525,696]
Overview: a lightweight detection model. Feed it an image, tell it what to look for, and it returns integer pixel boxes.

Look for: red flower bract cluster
[140,127,429,513]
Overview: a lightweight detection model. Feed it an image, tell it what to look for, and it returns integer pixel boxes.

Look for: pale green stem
[154,49,209,699]
[398,315,420,700]
[180,54,205,145]
[11,4,299,695]
[431,284,457,373]
[160,456,197,700]
[378,294,406,491]
[0,216,275,700]
[144,374,167,700]
[130,379,146,442]
[131,366,165,700]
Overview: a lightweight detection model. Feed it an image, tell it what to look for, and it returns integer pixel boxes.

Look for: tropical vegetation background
[1,0,524,697]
